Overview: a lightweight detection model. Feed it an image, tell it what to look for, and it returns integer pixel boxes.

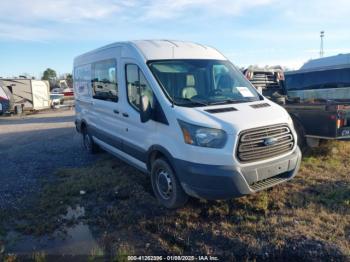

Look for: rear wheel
[82,127,99,154]
[151,158,188,209]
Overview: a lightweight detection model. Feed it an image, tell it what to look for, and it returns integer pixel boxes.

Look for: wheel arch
[76,119,88,133]
[289,113,306,149]
[146,145,176,173]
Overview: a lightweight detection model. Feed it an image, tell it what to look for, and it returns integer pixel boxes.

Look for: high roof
[74,40,227,64]
[130,40,226,60]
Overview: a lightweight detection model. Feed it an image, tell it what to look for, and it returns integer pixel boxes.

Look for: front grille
[249,172,291,191]
[237,124,294,163]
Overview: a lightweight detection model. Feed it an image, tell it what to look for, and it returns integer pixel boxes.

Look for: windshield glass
[148,60,260,106]
[50,95,62,99]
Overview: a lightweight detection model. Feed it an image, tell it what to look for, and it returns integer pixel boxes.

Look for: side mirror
[140,94,153,123]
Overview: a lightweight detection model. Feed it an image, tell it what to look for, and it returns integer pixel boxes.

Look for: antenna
[320,31,325,58]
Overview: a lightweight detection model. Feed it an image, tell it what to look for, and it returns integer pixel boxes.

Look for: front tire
[151,158,188,209]
[82,128,99,154]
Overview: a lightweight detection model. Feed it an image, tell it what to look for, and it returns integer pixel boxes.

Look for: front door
[120,60,157,163]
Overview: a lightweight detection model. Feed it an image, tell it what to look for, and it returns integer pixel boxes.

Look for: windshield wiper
[175,97,208,106]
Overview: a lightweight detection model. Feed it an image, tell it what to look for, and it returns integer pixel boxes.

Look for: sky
[0,0,350,78]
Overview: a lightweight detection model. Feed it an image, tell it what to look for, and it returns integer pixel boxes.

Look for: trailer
[0,85,12,115]
[0,79,50,112]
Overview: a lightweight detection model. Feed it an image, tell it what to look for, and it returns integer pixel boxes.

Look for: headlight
[178,120,227,148]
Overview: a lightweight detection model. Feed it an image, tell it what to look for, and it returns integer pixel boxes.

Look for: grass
[1,141,349,260]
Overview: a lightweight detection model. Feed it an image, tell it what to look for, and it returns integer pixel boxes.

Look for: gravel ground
[0,109,97,210]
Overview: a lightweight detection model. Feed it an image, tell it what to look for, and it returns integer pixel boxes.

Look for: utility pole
[320,31,325,58]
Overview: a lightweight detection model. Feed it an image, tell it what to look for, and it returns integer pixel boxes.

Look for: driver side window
[126,64,154,111]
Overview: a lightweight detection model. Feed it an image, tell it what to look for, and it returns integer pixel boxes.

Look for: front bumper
[174,147,302,200]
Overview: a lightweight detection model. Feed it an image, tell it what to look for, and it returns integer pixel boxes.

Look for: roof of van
[74,40,227,62]
[285,53,350,75]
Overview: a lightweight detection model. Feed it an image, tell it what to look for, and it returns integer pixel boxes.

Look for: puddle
[5,206,100,255]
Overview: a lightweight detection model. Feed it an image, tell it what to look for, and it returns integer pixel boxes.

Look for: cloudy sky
[0,0,349,78]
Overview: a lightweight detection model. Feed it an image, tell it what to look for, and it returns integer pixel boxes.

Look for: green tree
[66,73,73,88]
[41,68,57,81]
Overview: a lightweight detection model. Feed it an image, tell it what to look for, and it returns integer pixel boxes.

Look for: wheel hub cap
[157,170,172,199]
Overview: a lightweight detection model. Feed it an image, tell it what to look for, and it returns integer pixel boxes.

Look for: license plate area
[257,160,290,181]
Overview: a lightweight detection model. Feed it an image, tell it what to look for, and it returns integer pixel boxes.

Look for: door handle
[113,109,119,114]
[122,113,129,117]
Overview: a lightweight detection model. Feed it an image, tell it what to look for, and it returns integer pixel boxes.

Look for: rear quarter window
[74,64,91,98]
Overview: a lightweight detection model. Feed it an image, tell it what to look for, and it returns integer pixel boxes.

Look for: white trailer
[0,79,50,111]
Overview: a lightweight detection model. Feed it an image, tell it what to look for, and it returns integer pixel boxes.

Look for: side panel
[74,63,93,129]
[288,87,350,100]
[286,105,337,137]
[31,80,50,110]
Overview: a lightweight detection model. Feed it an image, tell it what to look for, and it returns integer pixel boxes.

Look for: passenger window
[92,59,118,102]
[126,64,154,111]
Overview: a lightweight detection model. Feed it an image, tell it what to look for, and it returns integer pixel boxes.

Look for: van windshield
[148,59,261,107]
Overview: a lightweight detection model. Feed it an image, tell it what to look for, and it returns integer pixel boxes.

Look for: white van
[73,40,301,208]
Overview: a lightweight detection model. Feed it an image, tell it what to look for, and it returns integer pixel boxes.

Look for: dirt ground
[0,110,349,261]
[0,109,97,210]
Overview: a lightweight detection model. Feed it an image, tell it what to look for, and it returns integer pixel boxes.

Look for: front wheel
[151,158,188,209]
[82,128,99,154]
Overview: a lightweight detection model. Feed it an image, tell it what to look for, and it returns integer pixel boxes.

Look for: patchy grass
[1,141,350,260]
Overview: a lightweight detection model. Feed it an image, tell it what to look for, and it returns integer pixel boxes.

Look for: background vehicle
[243,66,285,98]
[0,78,50,113]
[0,84,15,115]
[74,40,301,208]
[244,54,350,148]
[50,93,64,107]
[284,54,350,147]
[59,80,74,99]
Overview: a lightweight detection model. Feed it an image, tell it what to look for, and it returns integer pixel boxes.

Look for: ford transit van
[74,40,301,208]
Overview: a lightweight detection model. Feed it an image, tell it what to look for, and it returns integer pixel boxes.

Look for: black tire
[151,158,188,209]
[82,127,99,154]
[293,118,306,151]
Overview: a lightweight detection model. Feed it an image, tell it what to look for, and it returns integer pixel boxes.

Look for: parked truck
[0,78,50,113]
[244,54,350,148]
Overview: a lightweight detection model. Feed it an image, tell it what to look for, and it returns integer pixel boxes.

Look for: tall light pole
[320,31,325,58]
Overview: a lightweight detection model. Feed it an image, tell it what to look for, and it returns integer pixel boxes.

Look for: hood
[175,100,292,136]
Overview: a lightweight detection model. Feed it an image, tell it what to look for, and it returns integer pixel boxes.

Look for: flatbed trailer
[284,100,350,147]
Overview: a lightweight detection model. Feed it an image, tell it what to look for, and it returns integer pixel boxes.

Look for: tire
[293,118,306,151]
[82,127,99,154]
[151,158,188,209]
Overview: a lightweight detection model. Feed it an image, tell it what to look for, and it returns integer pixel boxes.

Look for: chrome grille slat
[237,124,294,163]
[241,127,289,141]
[241,132,292,145]
[239,145,293,161]
[239,139,293,153]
